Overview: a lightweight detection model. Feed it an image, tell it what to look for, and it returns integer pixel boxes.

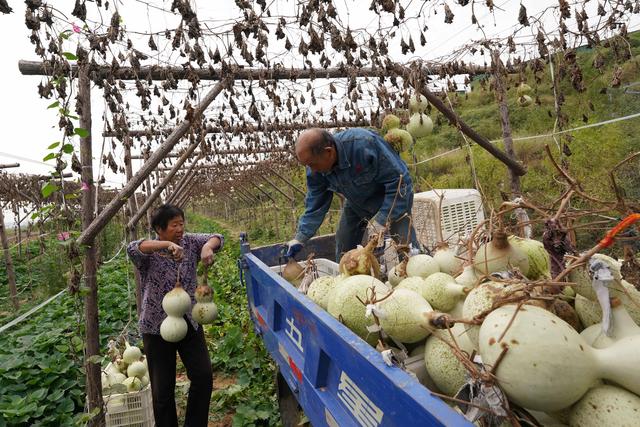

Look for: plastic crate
[270,258,340,278]
[412,189,485,251]
[103,385,154,427]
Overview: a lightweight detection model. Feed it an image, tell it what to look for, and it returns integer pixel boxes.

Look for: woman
[127,204,223,427]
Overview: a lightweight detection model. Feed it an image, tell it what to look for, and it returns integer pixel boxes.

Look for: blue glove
[285,239,303,259]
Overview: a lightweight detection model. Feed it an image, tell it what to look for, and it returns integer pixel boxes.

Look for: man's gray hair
[309,130,336,155]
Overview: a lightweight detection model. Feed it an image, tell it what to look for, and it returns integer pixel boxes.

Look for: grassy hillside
[410,32,640,212]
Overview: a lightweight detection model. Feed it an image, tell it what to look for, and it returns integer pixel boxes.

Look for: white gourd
[455,265,479,288]
[479,304,640,412]
[160,315,188,342]
[432,243,463,276]
[122,376,143,392]
[122,342,142,364]
[462,281,511,349]
[405,254,440,278]
[422,272,466,312]
[569,253,622,300]
[126,361,147,379]
[396,276,426,295]
[473,231,529,277]
[141,375,150,388]
[569,385,640,427]
[101,372,110,389]
[162,281,192,316]
[192,284,218,324]
[377,288,433,343]
[580,300,640,348]
[108,372,127,385]
[423,323,474,396]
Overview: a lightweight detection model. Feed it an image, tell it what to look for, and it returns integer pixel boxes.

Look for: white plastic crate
[103,385,154,427]
[270,258,340,278]
[412,189,485,251]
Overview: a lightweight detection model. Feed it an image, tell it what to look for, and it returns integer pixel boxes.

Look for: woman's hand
[201,236,222,266]
[200,245,214,266]
[167,242,184,261]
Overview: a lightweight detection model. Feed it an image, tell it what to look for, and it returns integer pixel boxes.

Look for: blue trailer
[239,233,472,427]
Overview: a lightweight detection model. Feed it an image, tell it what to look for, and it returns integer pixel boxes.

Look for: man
[285,127,421,262]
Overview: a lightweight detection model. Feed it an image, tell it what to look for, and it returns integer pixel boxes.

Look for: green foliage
[0,256,136,426]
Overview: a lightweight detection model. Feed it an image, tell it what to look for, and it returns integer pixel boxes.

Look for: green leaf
[62,143,74,154]
[74,127,89,138]
[42,153,56,162]
[86,355,102,364]
[64,193,79,200]
[47,101,60,109]
[41,182,59,198]
[61,52,77,61]
[47,141,60,149]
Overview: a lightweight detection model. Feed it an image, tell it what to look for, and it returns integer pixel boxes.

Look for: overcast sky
[1,0,638,225]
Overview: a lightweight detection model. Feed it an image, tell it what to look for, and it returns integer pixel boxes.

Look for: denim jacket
[294,128,414,243]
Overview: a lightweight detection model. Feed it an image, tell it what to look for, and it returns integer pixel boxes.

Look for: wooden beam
[250,181,278,205]
[166,152,204,204]
[19,60,494,82]
[155,160,269,172]
[269,168,307,197]
[0,163,19,169]
[129,147,289,160]
[394,64,527,176]
[262,176,294,202]
[0,208,18,310]
[128,139,201,230]
[77,59,105,426]
[104,119,370,138]
[76,78,229,247]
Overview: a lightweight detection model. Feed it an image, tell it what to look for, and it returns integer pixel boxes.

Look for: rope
[102,240,127,264]
[0,289,66,335]
[406,110,640,167]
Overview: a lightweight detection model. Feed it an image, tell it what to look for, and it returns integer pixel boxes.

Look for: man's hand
[285,239,304,259]
[167,242,184,262]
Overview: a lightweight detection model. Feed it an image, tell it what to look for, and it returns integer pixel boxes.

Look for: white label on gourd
[285,316,304,353]
[589,259,614,336]
[337,371,384,427]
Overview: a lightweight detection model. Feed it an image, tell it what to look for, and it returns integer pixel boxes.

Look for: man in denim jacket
[286,127,420,262]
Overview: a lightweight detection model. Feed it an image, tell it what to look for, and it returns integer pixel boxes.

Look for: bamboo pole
[269,168,306,197]
[0,208,18,309]
[0,163,20,169]
[77,58,105,426]
[142,150,154,237]
[75,78,229,248]
[262,176,294,202]
[250,181,278,205]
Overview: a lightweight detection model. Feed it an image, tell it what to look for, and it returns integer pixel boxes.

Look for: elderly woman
[127,204,223,427]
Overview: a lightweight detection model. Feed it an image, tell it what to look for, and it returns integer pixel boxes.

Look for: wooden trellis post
[77,57,105,426]
[0,207,19,309]
[143,149,153,237]
[491,50,522,196]
[123,134,143,315]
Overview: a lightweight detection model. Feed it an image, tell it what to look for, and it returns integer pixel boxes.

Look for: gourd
[160,275,191,342]
[306,276,338,310]
[122,376,143,392]
[432,243,463,276]
[423,323,474,396]
[568,384,640,427]
[126,361,147,379]
[192,268,218,324]
[473,231,529,277]
[422,272,466,312]
[339,239,380,278]
[376,288,433,343]
[387,259,408,287]
[405,254,439,278]
[580,298,640,348]
[479,304,640,412]
[122,341,142,364]
[455,264,479,288]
